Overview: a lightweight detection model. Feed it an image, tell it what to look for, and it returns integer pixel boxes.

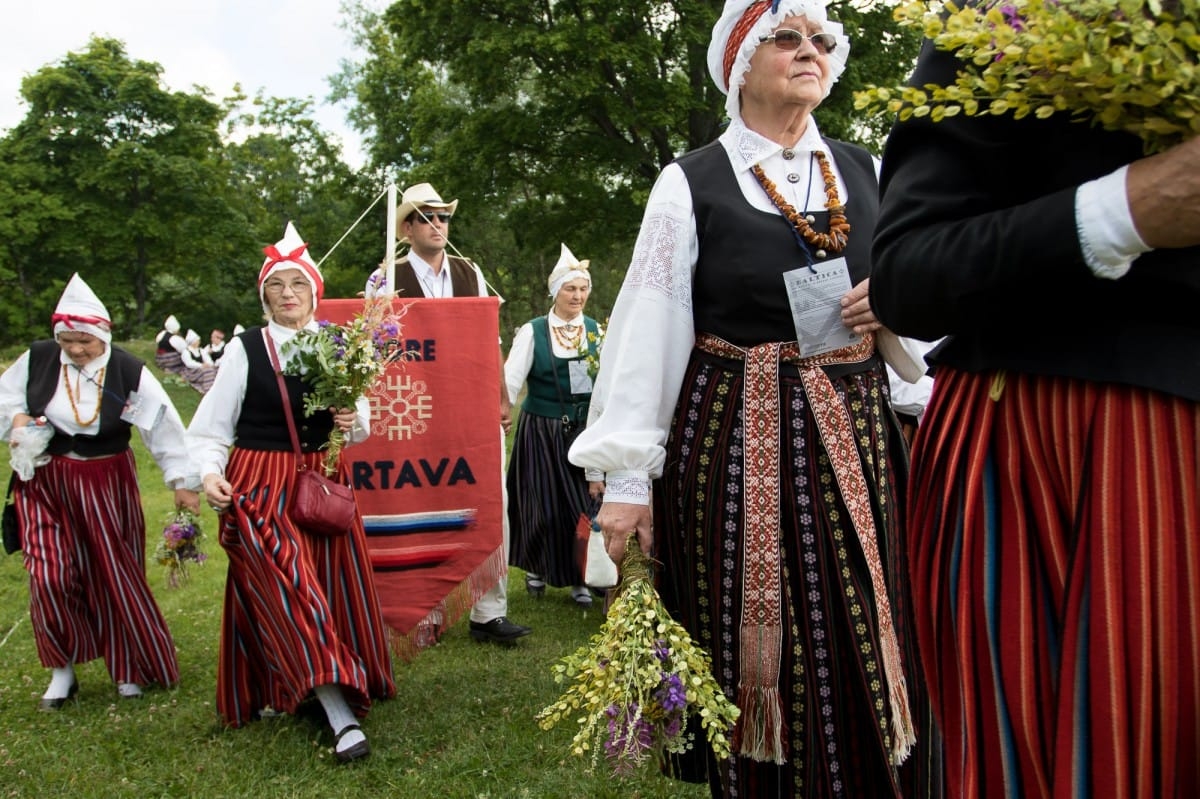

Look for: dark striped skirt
[17,450,179,688]
[216,447,395,727]
[154,350,184,375]
[506,410,594,587]
[909,367,1200,798]
[181,365,216,394]
[657,348,940,798]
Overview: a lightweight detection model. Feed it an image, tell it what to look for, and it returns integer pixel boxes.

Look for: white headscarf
[707,0,849,122]
[546,243,592,298]
[51,273,112,344]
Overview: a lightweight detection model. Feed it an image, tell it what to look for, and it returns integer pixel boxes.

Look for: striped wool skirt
[506,410,595,587]
[16,450,179,688]
[154,350,184,375]
[909,367,1200,798]
[216,447,396,727]
[656,348,941,799]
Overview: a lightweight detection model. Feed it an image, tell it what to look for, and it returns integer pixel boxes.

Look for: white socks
[44,665,76,699]
[315,684,366,753]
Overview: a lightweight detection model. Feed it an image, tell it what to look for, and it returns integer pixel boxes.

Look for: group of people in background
[3,0,1197,795]
[154,315,244,395]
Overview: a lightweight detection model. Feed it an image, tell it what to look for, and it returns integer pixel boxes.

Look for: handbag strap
[263,330,305,470]
[545,322,576,427]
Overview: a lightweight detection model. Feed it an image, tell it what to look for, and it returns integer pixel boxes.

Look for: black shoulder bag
[3,475,20,555]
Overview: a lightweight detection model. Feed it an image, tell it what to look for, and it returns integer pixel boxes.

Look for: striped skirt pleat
[216,447,395,727]
[18,450,179,688]
[506,411,594,587]
[909,367,1200,799]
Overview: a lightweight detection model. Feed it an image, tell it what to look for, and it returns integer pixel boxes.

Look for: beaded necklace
[751,149,850,257]
[550,323,583,352]
[62,363,105,427]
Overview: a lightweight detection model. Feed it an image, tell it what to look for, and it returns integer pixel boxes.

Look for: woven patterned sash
[696,331,915,766]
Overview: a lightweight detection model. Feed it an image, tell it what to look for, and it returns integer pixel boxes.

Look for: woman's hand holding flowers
[595,501,654,565]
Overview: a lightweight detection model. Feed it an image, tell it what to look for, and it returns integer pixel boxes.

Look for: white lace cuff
[603,472,651,505]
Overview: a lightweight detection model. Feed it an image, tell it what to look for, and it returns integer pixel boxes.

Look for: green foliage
[854,0,1200,153]
[0,338,706,798]
[338,0,921,340]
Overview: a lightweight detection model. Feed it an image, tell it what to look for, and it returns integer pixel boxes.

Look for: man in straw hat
[383,182,531,645]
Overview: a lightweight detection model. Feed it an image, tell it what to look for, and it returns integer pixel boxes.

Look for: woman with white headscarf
[0,274,200,709]
[503,244,604,607]
[569,2,939,796]
[187,222,395,764]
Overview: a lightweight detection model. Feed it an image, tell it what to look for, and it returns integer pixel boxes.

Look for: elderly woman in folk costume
[186,222,395,764]
[569,1,940,796]
[154,314,187,375]
[0,274,200,709]
[504,244,605,607]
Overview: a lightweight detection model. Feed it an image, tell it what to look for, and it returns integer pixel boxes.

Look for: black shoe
[525,574,546,598]
[333,723,370,764]
[469,616,532,644]
[39,679,78,712]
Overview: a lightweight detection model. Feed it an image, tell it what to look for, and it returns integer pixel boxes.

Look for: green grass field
[0,340,708,799]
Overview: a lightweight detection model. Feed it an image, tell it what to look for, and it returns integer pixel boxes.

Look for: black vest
[27,340,142,456]
[677,138,878,346]
[392,254,481,298]
[233,327,334,452]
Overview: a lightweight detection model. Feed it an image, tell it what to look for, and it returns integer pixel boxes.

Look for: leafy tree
[337,0,920,331]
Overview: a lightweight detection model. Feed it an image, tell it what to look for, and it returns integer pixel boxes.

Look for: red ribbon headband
[258,242,324,299]
[51,312,111,330]
[723,0,772,91]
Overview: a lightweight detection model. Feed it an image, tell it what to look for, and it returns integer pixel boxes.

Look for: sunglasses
[410,212,453,224]
[758,29,838,55]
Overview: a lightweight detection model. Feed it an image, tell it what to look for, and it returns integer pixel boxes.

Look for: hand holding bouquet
[536,538,739,775]
[280,295,405,475]
[855,0,1200,153]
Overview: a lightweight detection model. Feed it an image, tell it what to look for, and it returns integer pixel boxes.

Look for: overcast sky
[2,1,379,167]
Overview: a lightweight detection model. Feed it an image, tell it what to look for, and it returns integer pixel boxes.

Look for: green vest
[520,316,599,424]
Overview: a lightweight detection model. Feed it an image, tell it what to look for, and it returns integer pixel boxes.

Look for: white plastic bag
[583,528,619,589]
[9,418,54,481]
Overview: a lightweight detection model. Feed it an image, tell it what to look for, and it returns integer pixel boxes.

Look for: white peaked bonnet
[547,243,592,298]
[51,273,112,344]
[163,314,180,335]
[185,329,201,346]
[258,221,324,312]
[708,0,849,122]
[233,324,246,336]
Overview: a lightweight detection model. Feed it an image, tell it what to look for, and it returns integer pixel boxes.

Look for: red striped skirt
[17,450,179,688]
[216,447,395,727]
[909,367,1200,798]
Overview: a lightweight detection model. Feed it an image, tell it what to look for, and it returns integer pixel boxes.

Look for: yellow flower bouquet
[854,0,1200,153]
[536,540,740,775]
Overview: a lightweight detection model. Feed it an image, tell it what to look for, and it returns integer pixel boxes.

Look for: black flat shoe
[333,724,370,764]
[38,679,78,712]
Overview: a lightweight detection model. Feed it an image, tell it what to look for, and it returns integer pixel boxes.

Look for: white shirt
[186,320,371,481]
[0,346,197,489]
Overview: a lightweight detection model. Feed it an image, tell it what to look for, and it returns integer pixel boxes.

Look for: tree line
[0,1,918,347]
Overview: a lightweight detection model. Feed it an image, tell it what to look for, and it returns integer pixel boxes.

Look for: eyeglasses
[758,30,837,55]
[263,279,312,295]
[410,212,453,225]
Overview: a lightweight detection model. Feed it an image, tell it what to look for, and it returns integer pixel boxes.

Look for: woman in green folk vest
[503,244,604,607]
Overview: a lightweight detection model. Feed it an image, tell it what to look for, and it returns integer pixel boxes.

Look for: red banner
[320,297,503,658]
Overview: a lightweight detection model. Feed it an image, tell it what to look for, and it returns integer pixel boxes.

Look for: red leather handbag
[267,331,357,537]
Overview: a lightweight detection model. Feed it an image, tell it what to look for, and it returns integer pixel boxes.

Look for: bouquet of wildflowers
[280,295,405,475]
[536,539,740,776]
[155,509,206,588]
[854,0,1200,153]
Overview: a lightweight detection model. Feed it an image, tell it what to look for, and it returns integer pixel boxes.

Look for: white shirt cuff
[1075,165,1150,280]
[603,472,651,505]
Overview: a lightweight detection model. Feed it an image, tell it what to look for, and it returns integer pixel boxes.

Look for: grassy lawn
[0,340,708,799]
